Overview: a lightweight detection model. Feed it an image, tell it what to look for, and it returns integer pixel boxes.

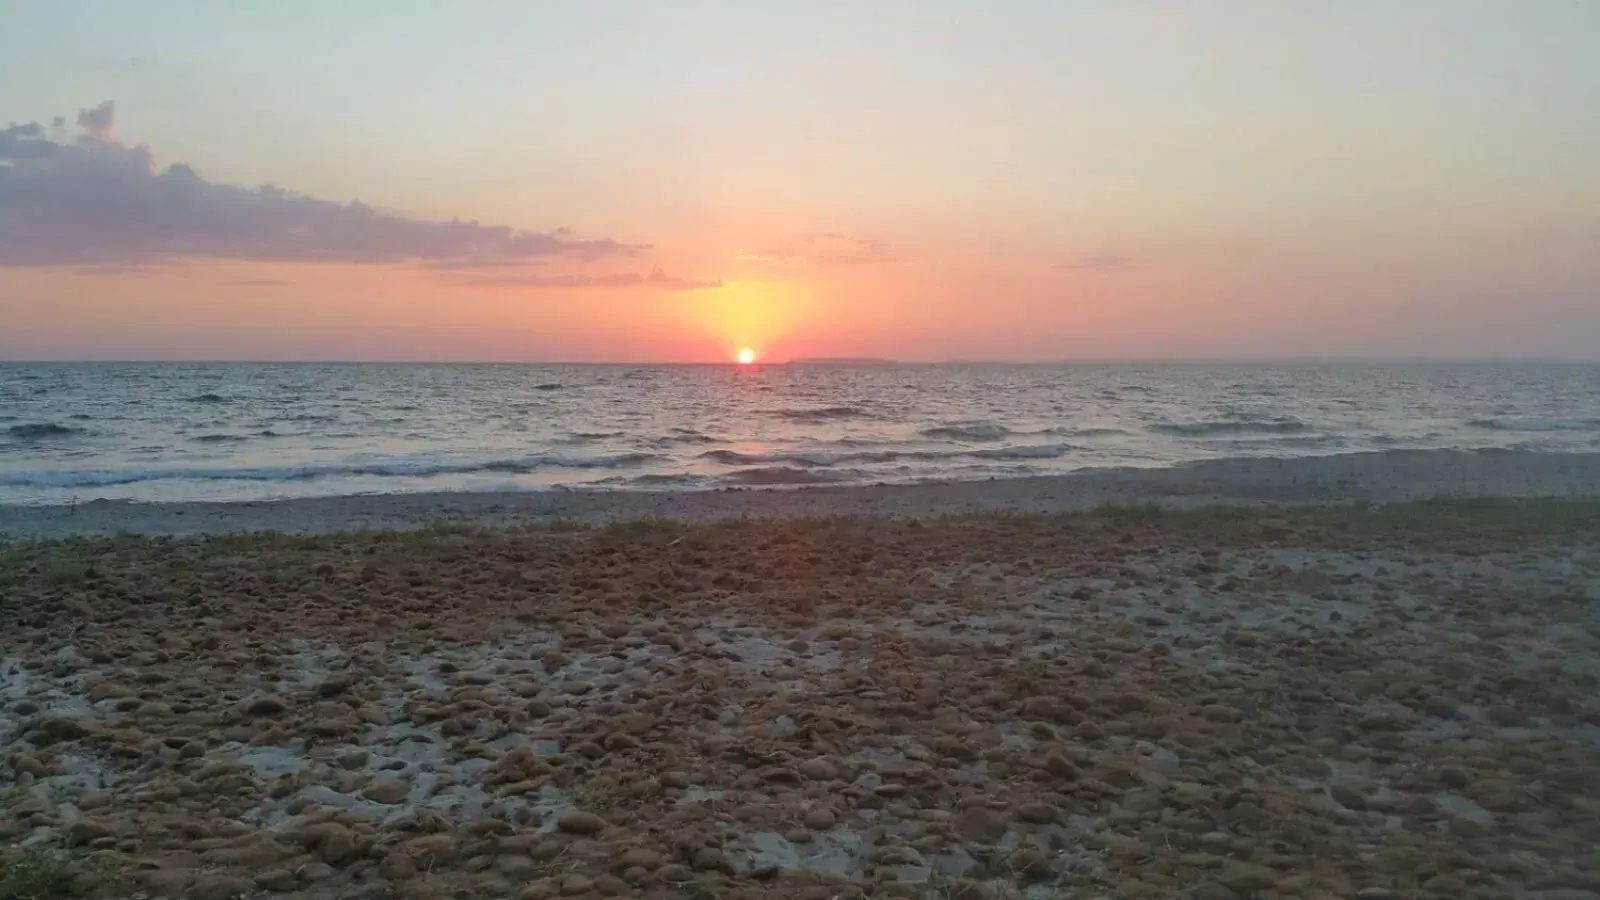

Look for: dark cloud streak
[457,266,721,291]
[1059,254,1144,273]
[0,102,640,269]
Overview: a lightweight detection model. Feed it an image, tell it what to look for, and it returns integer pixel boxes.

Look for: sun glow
[736,347,757,365]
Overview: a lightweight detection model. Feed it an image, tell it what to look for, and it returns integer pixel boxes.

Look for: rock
[560,874,594,895]
[66,818,116,844]
[957,807,1009,842]
[1330,783,1366,810]
[660,771,691,789]
[32,715,92,741]
[803,807,837,830]
[797,758,838,780]
[656,863,693,883]
[617,848,662,869]
[304,822,356,863]
[495,855,541,879]
[405,833,458,866]
[1014,800,1058,824]
[556,810,608,834]
[245,695,288,716]
[254,870,296,892]
[1076,721,1107,741]
[188,874,252,900]
[692,847,731,872]
[1042,752,1078,780]
[379,852,417,880]
[519,881,557,900]
[1220,862,1277,892]
[77,791,110,811]
[362,778,410,804]
[317,673,355,696]
[1438,766,1472,789]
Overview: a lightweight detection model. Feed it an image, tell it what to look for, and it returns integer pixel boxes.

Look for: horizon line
[3,356,1600,366]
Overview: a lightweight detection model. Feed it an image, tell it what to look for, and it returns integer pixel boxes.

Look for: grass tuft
[0,849,83,900]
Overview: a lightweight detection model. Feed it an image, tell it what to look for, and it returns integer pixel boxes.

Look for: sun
[735,347,757,365]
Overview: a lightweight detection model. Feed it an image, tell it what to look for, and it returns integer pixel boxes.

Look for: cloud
[219,278,288,287]
[75,100,116,140]
[458,266,721,291]
[72,263,165,276]
[739,232,897,267]
[0,102,641,268]
[1059,254,1144,273]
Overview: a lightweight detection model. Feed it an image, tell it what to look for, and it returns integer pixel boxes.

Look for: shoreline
[3,448,1598,538]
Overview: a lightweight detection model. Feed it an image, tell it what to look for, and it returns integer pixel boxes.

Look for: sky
[1,1,1597,362]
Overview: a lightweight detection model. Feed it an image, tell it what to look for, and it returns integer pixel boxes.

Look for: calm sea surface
[2,362,1598,505]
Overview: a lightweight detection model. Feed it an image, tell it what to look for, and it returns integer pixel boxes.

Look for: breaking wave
[768,405,873,422]
[1467,417,1598,433]
[0,452,663,489]
[1148,418,1309,437]
[6,423,85,440]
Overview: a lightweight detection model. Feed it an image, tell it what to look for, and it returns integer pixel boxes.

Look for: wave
[1051,426,1126,437]
[191,433,249,444]
[725,466,848,485]
[920,423,1011,441]
[1149,418,1308,437]
[918,423,1128,442]
[187,393,230,403]
[1467,417,1598,433]
[0,452,664,489]
[6,423,85,440]
[258,430,282,438]
[657,429,725,445]
[68,413,94,421]
[700,442,1077,468]
[769,405,873,422]
[533,382,564,391]
[969,443,1074,460]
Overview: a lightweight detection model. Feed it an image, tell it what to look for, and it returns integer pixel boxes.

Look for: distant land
[786,357,897,365]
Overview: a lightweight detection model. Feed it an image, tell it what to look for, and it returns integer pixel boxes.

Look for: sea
[1,362,1598,505]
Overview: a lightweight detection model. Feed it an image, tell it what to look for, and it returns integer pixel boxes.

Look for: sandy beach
[3,452,1599,899]
[4,449,1600,539]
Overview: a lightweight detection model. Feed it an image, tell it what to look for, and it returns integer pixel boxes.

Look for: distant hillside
[787,357,896,365]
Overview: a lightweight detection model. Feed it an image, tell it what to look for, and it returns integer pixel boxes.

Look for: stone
[1042,752,1078,780]
[1014,800,1058,824]
[797,758,839,780]
[692,847,731,872]
[656,863,693,883]
[957,807,1009,842]
[560,874,594,895]
[803,807,837,830]
[519,881,557,900]
[556,810,608,834]
[1220,863,1277,892]
[362,778,410,804]
[245,695,288,716]
[254,870,296,892]
[617,848,662,869]
[189,875,252,900]
[1330,783,1366,810]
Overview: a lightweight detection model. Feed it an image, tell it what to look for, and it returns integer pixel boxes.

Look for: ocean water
[1,362,1598,505]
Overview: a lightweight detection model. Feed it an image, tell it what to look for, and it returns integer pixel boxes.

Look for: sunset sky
[2,1,1597,362]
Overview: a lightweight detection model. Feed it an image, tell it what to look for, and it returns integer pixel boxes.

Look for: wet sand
[4,449,1600,539]
[2,501,1599,899]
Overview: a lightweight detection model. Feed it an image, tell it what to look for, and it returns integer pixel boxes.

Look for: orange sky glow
[2,3,1597,361]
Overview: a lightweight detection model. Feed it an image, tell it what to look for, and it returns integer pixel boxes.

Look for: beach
[3,452,1599,899]
[4,449,1600,539]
